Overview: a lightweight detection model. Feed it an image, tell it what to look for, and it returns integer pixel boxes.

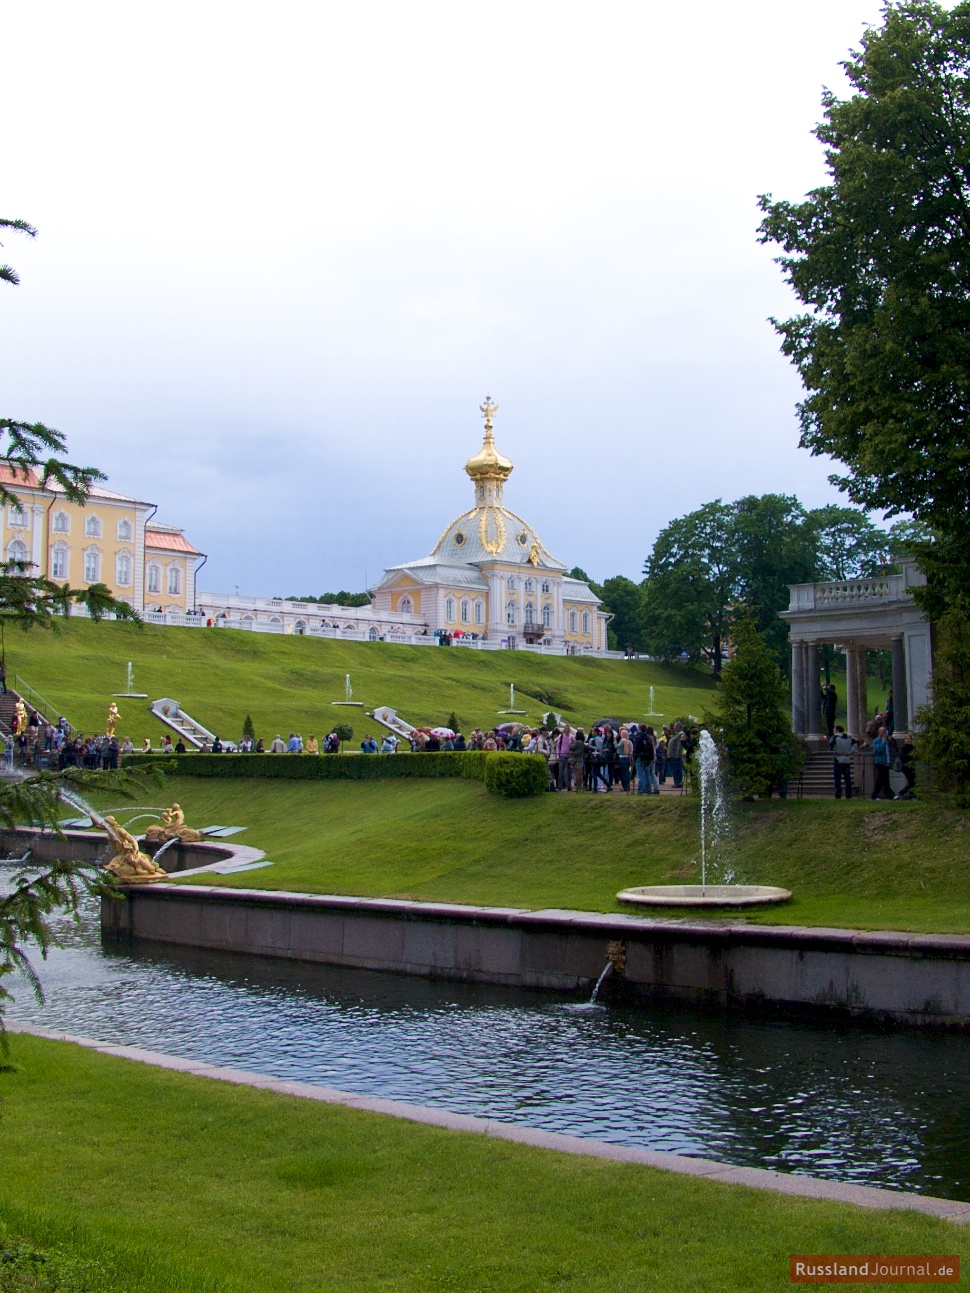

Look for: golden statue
[479,395,499,431]
[13,699,27,737]
[144,802,203,844]
[106,701,120,737]
[104,816,168,884]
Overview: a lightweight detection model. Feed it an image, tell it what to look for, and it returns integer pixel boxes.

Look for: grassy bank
[1,1035,964,1293]
[94,776,970,933]
[5,619,715,744]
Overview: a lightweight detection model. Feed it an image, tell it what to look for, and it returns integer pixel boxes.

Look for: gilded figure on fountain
[144,802,203,844]
[106,701,120,737]
[104,817,168,884]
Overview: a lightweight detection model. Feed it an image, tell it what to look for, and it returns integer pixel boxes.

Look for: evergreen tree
[242,714,256,742]
[703,617,802,799]
[446,711,460,734]
[916,601,970,803]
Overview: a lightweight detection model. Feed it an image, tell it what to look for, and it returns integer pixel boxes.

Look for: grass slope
[114,776,970,934]
[10,620,714,743]
[1,1035,963,1293]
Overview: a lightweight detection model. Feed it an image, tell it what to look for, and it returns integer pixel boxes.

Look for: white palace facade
[197,400,611,653]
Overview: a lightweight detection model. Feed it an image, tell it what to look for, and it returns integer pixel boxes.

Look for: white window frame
[474,599,484,625]
[6,538,28,565]
[524,578,533,594]
[52,510,70,534]
[506,575,516,591]
[506,599,517,625]
[444,596,456,622]
[524,602,535,625]
[167,563,183,596]
[569,609,578,633]
[399,595,413,614]
[116,549,133,586]
[84,514,102,539]
[542,603,552,628]
[147,562,161,594]
[460,598,470,623]
[541,581,550,594]
[7,503,27,529]
[116,517,133,541]
[51,543,69,580]
[582,611,591,635]
[83,547,101,583]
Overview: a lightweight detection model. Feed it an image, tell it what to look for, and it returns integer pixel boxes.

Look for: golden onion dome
[465,396,513,482]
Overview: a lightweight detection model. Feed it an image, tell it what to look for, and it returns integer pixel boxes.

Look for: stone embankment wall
[101,883,970,1030]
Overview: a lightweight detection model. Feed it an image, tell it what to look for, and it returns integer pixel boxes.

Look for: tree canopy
[639,495,892,672]
[758,1,970,549]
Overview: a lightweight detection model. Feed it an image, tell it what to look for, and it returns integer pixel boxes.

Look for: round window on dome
[454,532,466,546]
[518,532,528,545]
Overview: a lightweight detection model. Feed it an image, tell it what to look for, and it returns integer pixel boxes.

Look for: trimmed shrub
[482,753,548,797]
[123,751,490,783]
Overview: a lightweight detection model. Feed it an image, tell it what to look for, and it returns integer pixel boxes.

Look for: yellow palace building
[0,463,205,617]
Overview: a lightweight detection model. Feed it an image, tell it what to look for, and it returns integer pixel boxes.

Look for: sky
[4,0,887,596]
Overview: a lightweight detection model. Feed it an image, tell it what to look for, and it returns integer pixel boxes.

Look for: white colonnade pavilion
[780,557,934,738]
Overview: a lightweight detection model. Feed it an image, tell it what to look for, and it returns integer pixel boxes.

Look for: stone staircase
[150,698,215,749]
[797,743,873,798]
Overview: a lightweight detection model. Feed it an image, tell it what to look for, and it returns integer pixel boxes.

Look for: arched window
[84,515,102,539]
[51,543,69,580]
[242,614,255,627]
[399,595,413,614]
[83,547,101,583]
[167,564,182,596]
[445,596,456,622]
[582,612,591,635]
[146,562,161,594]
[506,575,516,591]
[569,609,578,633]
[8,503,27,528]
[474,600,484,625]
[542,604,552,628]
[541,581,550,594]
[116,518,133,541]
[6,539,28,565]
[506,600,517,625]
[460,598,470,623]
[115,550,132,586]
[368,626,379,640]
[524,602,535,625]
[270,616,283,626]
[52,510,70,534]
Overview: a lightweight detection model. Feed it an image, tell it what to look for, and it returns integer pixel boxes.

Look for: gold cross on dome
[480,395,499,432]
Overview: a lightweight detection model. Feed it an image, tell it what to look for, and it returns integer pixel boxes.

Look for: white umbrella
[430,727,456,738]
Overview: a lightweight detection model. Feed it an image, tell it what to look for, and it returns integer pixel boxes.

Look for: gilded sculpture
[144,802,203,844]
[104,816,168,884]
[13,699,27,737]
[106,701,120,737]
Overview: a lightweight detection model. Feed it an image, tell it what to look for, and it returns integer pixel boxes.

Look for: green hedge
[122,751,491,783]
[482,753,550,797]
[121,750,549,795]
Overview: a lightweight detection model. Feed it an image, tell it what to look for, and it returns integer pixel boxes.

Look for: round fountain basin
[616,884,792,908]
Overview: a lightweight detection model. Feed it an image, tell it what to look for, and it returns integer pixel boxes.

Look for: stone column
[854,647,870,738]
[891,636,908,732]
[806,643,822,736]
[791,640,806,733]
[845,645,859,738]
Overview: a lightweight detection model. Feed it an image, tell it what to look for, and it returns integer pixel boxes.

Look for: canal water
[8,901,970,1202]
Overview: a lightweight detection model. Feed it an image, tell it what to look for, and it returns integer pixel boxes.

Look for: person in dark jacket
[830,725,857,798]
[823,684,838,739]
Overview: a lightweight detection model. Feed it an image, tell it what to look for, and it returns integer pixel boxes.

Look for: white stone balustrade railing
[788,573,908,611]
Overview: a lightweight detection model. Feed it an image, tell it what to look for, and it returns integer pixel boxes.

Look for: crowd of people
[353,720,699,794]
[824,685,916,800]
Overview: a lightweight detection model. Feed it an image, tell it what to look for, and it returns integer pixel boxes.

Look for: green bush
[482,753,548,797]
[123,752,489,783]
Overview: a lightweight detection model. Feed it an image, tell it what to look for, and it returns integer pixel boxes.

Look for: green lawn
[96,776,970,934]
[9,620,714,743]
[0,1034,964,1293]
